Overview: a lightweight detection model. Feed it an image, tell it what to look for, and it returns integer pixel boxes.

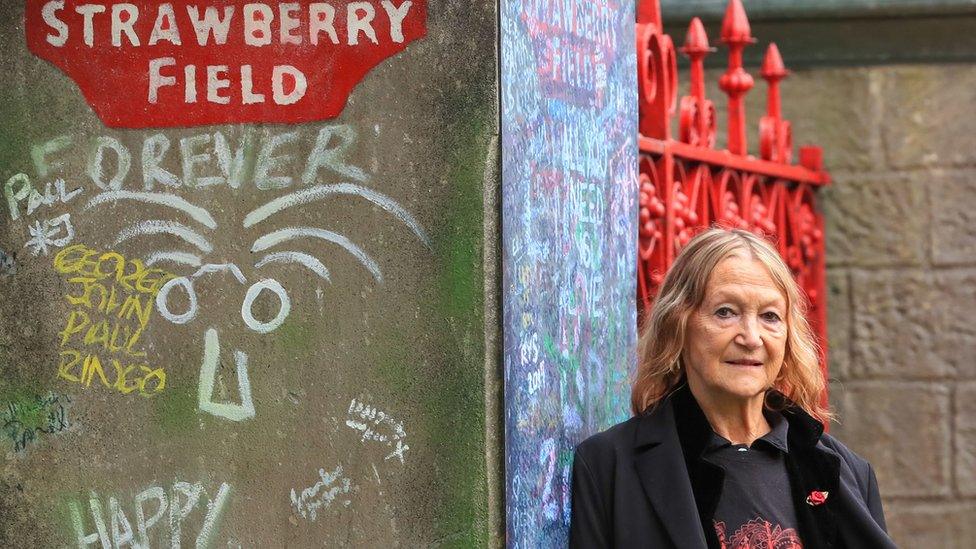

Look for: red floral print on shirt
[714,517,803,549]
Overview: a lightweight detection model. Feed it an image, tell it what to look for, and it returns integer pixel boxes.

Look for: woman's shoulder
[575,415,645,463]
[576,397,678,459]
[818,432,872,470]
[817,431,879,492]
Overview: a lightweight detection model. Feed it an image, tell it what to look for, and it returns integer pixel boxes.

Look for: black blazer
[570,385,896,548]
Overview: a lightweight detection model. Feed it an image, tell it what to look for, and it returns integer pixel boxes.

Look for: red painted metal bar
[718,0,754,156]
[639,137,831,184]
[637,0,831,397]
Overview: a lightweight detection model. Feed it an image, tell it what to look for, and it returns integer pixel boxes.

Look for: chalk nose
[197,327,256,422]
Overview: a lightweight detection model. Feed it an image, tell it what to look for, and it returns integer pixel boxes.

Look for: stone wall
[811,64,976,548]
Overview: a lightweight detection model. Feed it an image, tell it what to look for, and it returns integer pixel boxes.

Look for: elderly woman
[570,228,895,548]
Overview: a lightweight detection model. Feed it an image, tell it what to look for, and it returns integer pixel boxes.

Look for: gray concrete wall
[0,1,500,547]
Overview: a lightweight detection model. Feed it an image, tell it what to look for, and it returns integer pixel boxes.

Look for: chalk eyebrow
[115,220,213,253]
[85,191,217,229]
[255,251,332,283]
[252,227,382,282]
[243,183,430,249]
[145,251,203,268]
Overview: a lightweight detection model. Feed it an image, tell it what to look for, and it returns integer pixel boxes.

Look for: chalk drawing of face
[83,184,430,422]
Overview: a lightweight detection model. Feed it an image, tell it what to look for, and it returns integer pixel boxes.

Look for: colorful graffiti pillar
[501,0,637,545]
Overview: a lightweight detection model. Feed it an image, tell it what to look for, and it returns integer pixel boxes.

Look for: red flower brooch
[806,490,829,506]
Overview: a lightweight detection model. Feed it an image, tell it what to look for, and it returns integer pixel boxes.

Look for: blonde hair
[631,227,831,422]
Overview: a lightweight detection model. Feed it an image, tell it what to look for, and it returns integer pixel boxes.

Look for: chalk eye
[156,277,198,324]
[242,279,290,333]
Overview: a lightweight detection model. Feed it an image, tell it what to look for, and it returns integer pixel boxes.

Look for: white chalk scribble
[115,220,213,253]
[79,127,431,427]
[24,178,83,216]
[345,398,409,464]
[255,251,332,283]
[24,213,74,256]
[253,228,382,282]
[85,191,217,228]
[243,183,432,249]
[290,465,353,521]
[145,251,203,268]
[198,328,255,422]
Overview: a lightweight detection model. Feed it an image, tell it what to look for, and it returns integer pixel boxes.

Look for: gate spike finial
[682,18,713,105]
[721,0,753,45]
[682,17,711,55]
[718,0,754,155]
[761,43,789,81]
[759,43,793,163]
[761,43,789,121]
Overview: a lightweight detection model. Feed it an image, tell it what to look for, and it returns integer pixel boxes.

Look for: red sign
[25,1,426,128]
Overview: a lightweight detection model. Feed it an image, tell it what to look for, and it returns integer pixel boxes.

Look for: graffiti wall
[500,0,638,546]
[0,0,497,546]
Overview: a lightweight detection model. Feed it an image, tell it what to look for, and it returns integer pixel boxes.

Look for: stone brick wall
[796,65,976,548]
[691,63,976,547]
[810,64,976,548]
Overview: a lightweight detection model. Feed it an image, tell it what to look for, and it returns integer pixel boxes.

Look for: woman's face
[683,253,788,406]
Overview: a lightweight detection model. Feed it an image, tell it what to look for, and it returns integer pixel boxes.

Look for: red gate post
[637,0,831,396]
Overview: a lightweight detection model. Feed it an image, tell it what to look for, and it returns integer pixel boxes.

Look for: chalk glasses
[155,263,291,334]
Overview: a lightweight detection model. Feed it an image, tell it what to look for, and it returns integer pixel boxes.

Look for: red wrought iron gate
[636,0,831,378]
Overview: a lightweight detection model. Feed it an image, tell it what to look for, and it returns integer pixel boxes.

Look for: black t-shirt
[702,412,803,548]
